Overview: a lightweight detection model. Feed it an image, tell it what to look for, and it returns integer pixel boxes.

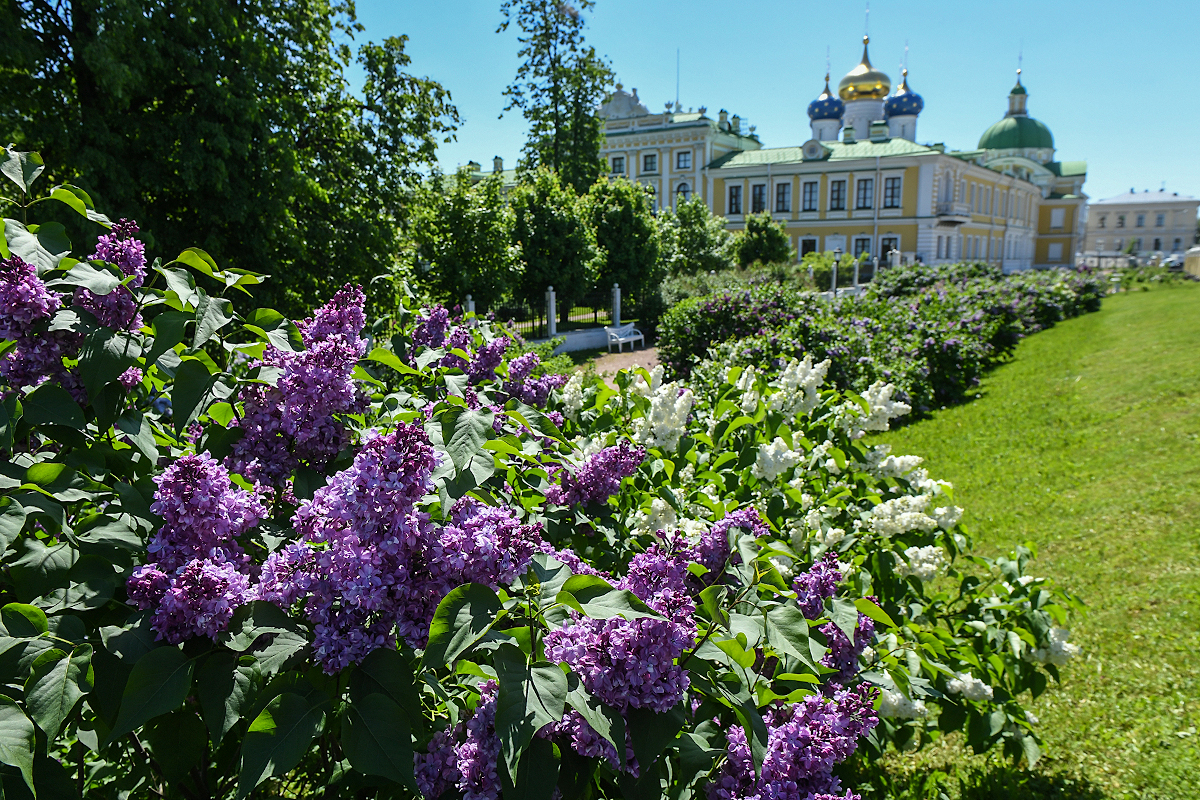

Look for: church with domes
[593,35,1087,270]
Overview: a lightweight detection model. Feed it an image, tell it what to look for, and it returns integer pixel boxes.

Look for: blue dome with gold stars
[807,74,845,121]
[884,68,924,117]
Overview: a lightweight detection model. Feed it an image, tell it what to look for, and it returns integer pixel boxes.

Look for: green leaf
[244,308,303,352]
[350,648,421,721]
[626,702,685,774]
[555,575,662,621]
[341,693,415,790]
[1,604,48,637]
[565,683,624,768]
[4,219,70,272]
[172,358,217,436]
[46,184,111,227]
[367,347,418,375]
[423,584,502,668]
[0,497,26,551]
[764,606,820,672]
[831,597,860,642]
[143,710,208,784]
[198,651,258,745]
[24,644,93,738]
[192,292,234,349]
[145,310,189,367]
[718,684,769,776]
[1,148,44,193]
[220,602,308,675]
[155,265,198,309]
[48,261,122,296]
[174,247,221,278]
[10,538,77,599]
[504,735,560,800]
[854,597,896,629]
[78,330,140,399]
[493,646,567,782]
[1020,732,1041,767]
[21,384,84,429]
[115,411,158,462]
[0,696,36,794]
[110,647,195,739]
[236,692,325,799]
[441,407,495,470]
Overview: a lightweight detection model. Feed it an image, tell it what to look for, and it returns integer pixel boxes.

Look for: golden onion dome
[837,35,891,101]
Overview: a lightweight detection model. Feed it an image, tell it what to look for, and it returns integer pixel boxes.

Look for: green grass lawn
[869,284,1200,800]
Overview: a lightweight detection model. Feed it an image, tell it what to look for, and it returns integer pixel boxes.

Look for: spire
[1007,67,1028,116]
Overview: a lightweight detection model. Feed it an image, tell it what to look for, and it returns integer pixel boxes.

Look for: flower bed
[0,160,1081,799]
[658,264,1106,410]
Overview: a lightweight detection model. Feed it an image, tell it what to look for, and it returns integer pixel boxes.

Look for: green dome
[978,116,1054,150]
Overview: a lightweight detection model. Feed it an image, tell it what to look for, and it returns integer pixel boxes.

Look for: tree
[510,168,601,319]
[411,170,520,310]
[499,0,614,194]
[587,178,661,317]
[659,194,735,276]
[733,212,793,267]
[0,1,458,315]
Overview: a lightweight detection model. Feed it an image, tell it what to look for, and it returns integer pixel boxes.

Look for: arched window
[676,182,691,204]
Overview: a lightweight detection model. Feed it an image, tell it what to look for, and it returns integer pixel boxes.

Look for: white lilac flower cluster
[946,672,994,702]
[866,494,939,536]
[752,437,804,481]
[877,688,928,719]
[895,545,948,582]
[1030,626,1081,665]
[767,356,830,419]
[863,444,924,479]
[837,380,913,439]
[561,373,585,420]
[633,380,694,453]
[735,366,760,415]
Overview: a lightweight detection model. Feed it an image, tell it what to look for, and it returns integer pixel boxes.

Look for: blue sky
[349,0,1200,203]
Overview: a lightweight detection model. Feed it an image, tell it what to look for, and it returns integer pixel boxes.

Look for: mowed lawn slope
[874,284,1200,799]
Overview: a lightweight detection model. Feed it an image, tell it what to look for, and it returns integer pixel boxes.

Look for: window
[1115,238,1124,251]
[1156,213,1165,227]
[855,178,874,210]
[642,154,657,173]
[936,236,944,259]
[751,184,767,213]
[969,184,976,211]
[1153,238,1161,251]
[854,238,871,258]
[728,185,742,215]
[611,156,625,175]
[883,177,901,208]
[1117,215,1125,228]
[802,181,818,212]
[1048,243,1063,261]
[1050,208,1065,229]
[775,183,791,213]
[1175,238,1183,251]
[1096,238,1105,251]
[800,238,818,256]
[1136,214,1145,228]
[676,183,691,203]
[676,151,692,170]
[1132,237,1142,251]
[880,236,898,255]
[1098,216,1106,228]
[829,180,846,211]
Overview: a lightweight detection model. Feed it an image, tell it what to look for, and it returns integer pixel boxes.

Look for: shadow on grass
[847,762,1109,800]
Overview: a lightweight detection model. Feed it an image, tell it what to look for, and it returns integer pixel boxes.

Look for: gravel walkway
[589,346,659,380]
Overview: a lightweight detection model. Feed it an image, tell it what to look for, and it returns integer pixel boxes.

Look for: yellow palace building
[597,36,1087,270]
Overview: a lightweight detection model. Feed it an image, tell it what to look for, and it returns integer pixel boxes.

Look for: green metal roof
[978,116,1054,150]
[1047,160,1087,177]
[708,137,935,169]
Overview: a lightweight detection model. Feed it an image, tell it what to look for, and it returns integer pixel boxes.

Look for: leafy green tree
[510,168,601,320]
[733,211,793,267]
[0,1,458,315]
[587,178,661,317]
[659,194,734,276]
[411,170,520,310]
[498,0,614,194]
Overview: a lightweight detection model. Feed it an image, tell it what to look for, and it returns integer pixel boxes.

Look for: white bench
[606,323,644,353]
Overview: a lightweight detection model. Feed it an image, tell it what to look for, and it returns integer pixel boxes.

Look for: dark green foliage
[499,0,614,194]
[412,170,520,310]
[509,168,601,319]
[586,178,662,318]
[731,212,792,267]
[659,194,734,276]
[0,1,458,316]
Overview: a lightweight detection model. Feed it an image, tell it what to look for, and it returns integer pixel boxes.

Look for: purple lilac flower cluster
[545,440,645,506]
[468,337,509,384]
[412,305,450,348]
[504,352,566,406]
[694,507,768,579]
[227,284,368,484]
[791,555,875,684]
[281,424,541,672]
[708,685,879,800]
[414,682,503,800]
[73,219,146,331]
[0,255,84,397]
[126,453,266,643]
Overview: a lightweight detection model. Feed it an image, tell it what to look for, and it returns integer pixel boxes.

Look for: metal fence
[488,300,548,339]
[474,285,620,340]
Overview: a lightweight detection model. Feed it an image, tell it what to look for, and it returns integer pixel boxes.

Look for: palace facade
[596,36,1087,270]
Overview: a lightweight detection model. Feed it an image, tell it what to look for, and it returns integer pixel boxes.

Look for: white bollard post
[465,294,475,315]
[853,259,861,291]
[546,286,557,338]
[830,262,838,294]
[611,283,621,327]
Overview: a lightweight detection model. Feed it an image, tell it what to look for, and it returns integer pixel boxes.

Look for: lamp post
[832,247,841,294]
[890,248,900,269]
